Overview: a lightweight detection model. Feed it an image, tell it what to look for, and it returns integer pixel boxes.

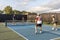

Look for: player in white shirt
[35,14,42,34]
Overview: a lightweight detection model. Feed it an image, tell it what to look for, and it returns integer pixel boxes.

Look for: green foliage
[3,6,13,14]
[2,6,37,15]
[13,10,22,14]
[22,11,27,15]
[0,10,3,14]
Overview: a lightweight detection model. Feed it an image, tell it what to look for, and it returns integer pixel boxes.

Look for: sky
[0,0,60,13]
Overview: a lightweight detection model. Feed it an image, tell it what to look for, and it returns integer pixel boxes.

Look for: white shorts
[37,21,42,24]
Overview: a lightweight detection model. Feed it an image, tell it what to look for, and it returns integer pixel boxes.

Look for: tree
[13,10,22,14]
[3,6,13,14]
[22,11,28,15]
[0,10,3,14]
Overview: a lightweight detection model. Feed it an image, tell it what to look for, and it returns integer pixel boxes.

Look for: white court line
[8,27,28,40]
[44,29,60,35]
[43,30,60,40]
[50,37,60,40]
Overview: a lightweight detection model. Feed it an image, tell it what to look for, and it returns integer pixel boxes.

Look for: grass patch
[0,22,25,40]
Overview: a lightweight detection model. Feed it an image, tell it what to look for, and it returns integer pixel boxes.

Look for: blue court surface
[7,23,60,40]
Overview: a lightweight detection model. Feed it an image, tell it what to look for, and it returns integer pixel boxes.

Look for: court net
[5,20,35,27]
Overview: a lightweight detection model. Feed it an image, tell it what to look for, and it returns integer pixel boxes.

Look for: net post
[5,20,7,27]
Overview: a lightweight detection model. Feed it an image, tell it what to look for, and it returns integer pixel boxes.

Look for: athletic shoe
[52,27,54,30]
[40,31,42,33]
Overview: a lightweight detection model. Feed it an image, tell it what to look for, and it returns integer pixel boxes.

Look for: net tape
[5,20,35,26]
